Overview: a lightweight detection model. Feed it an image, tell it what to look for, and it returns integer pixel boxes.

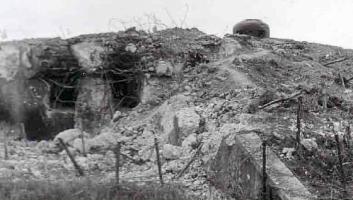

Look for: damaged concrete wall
[75,77,113,135]
[0,28,216,140]
[0,39,80,140]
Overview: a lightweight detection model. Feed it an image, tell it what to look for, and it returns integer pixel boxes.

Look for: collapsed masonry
[0,28,217,140]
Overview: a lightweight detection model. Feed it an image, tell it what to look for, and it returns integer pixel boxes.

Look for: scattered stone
[36,140,51,151]
[148,67,155,72]
[164,160,184,173]
[184,85,192,92]
[145,38,153,44]
[182,133,198,150]
[139,146,156,162]
[282,147,295,159]
[88,131,118,152]
[156,60,173,77]
[73,138,91,153]
[53,129,83,146]
[175,108,201,136]
[301,138,318,152]
[112,111,126,122]
[125,43,137,53]
[162,144,183,160]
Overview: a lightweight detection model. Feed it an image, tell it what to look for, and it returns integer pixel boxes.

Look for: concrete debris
[3,27,353,199]
[71,42,104,72]
[162,144,183,160]
[282,147,295,159]
[182,133,198,150]
[125,43,137,53]
[175,108,201,136]
[53,129,82,146]
[156,60,174,77]
[72,138,91,153]
[301,138,318,152]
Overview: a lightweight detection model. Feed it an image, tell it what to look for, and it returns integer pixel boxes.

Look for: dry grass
[0,178,193,200]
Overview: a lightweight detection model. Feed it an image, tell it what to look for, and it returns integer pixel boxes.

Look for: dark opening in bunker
[24,70,81,140]
[48,72,80,109]
[102,46,143,110]
[23,45,144,140]
[107,73,142,109]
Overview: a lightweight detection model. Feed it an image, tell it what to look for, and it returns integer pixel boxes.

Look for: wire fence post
[114,142,121,186]
[154,136,164,185]
[20,123,27,147]
[4,129,8,160]
[296,96,302,157]
[58,138,85,176]
[78,119,86,157]
[334,134,347,196]
[262,140,267,200]
[345,125,352,150]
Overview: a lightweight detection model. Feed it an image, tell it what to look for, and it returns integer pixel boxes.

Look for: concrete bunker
[0,39,144,140]
[233,19,270,38]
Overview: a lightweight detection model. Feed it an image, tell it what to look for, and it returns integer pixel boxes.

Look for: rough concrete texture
[71,42,105,73]
[75,77,113,135]
[156,60,174,77]
[211,131,315,200]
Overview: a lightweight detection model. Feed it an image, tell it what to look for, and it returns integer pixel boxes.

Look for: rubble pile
[2,27,353,199]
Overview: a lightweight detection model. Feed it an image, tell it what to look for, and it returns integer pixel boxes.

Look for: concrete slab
[210,131,315,200]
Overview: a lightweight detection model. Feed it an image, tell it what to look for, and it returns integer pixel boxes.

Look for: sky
[0,0,353,48]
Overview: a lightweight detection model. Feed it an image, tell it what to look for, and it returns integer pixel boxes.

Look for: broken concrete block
[125,43,137,53]
[156,60,173,77]
[139,146,156,162]
[53,129,82,145]
[182,133,198,150]
[88,131,117,152]
[219,37,242,57]
[75,77,113,135]
[0,44,30,81]
[175,107,201,136]
[301,138,318,152]
[72,137,91,154]
[71,42,105,73]
[162,144,182,160]
[282,147,295,159]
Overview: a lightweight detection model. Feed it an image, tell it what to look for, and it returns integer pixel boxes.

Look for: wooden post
[334,134,347,195]
[339,73,346,88]
[81,133,86,156]
[296,97,302,156]
[20,123,27,147]
[114,142,121,186]
[58,138,84,176]
[262,141,267,200]
[4,129,8,160]
[345,125,352,150]
[78,119,86,157]
[154,137,164,185]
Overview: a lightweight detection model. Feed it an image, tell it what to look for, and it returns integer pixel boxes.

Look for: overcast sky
[0,0,353,48]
